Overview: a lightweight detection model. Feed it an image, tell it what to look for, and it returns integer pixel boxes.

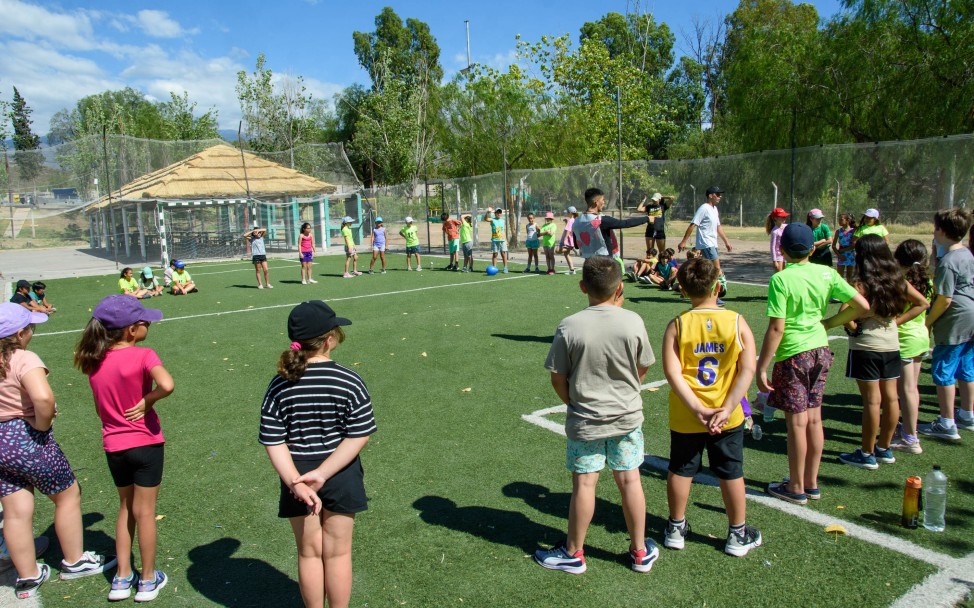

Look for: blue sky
[0,0,844,134]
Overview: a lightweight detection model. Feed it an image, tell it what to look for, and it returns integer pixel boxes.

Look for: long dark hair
[74,317,126,375]
[277,327,345,382]
[894,239,932,299]
[855,234,906,318]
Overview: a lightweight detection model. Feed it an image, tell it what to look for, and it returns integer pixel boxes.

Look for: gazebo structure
[85,144,364,265]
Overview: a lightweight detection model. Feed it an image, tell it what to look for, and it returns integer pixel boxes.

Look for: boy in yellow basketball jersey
[661,258,761,557]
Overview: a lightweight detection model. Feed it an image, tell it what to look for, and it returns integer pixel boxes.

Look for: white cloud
[136,9,198,38]
[0,0,96,50]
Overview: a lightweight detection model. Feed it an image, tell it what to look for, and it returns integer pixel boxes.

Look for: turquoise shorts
[449,239,460,254]
[566,427,644,474]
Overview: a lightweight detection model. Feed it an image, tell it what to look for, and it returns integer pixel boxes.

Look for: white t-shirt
[691,203,720,249]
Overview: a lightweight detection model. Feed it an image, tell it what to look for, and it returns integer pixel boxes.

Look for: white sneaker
[266,284,273,289]
[664,520,690,550]
[60,551,117,580]
[308,279,318,284]
[918,418,961,441]
[301,280,308,285]
[257,284,264,289]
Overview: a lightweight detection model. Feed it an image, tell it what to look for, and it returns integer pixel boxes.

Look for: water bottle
[757,391,775,422]
[923,465,947,532]
[901,476,922,529]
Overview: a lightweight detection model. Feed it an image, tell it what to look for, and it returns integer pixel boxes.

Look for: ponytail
[764,214,775,235]
[74,317,126,375]
[277,327,345,382]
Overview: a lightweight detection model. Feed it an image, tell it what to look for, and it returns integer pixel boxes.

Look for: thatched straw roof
[88,144,336,209]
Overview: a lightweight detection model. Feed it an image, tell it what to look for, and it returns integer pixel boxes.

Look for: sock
[957,410,973,422]
[941,417,956,428]
[669,518,686,528]
[729,522,746,535]
[903,433,918,443]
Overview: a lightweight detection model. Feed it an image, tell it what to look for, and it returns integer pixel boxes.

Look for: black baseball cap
[780,223,815,256]
[705,186,725,195]
[16,280,30,290]
[288,300,351,341]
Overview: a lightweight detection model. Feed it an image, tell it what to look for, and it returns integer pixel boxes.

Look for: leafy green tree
[157,91,219,140]
[579,11,675,79]
[352,6,443,89]
[9,87,43,186]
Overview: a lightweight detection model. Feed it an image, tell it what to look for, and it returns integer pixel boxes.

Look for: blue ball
[486,265,499,276]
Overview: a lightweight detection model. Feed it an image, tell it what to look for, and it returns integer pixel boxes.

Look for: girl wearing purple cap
[260,301,376,608]
[74,295,173,601]
[0,303,116,598]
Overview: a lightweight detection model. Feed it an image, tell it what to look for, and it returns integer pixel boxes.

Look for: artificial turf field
[20,254,973,607]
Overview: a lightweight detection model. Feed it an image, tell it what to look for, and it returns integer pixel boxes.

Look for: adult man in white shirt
[678,186,734,274]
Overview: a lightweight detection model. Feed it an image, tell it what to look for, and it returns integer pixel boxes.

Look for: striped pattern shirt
[259,361,376,461]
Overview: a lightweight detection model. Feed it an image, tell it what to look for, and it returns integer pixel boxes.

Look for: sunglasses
[136,321,152,328]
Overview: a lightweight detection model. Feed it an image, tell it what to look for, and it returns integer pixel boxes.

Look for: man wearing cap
[244,226,272,289]
[10,280,46,313]
[572,188,649,261]
[678,187,734,273]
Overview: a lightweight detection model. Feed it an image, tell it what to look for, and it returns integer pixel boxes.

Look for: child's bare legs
[414,253,422,269]
[613,468,646,552]
[344,256,351,274]
[379,251,386,271]
[857,380,881,453]
[898,357,923,436]
[719,478,747,527]
[501,251,509,269]
[1,490,42,579]
[291,511,355,608]
[567,472,599,554]
[784,411,808,494]
[804,407,824,490]
[351,253,359,273]
[666,472,692,521]
[562,250,575,271]
[369,252,377,271]
[527,249,538,270]
[115,484,159,579]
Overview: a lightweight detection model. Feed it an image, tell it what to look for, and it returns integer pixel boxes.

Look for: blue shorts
[931,342,974,386]
[525,239,540,250]
[700,247,719,260]
[461,242,473,255]
[566,427,644,474]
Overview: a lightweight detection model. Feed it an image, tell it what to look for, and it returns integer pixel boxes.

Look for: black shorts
[278,456,368,518]
[644,225,666,240]
[668,424,744,480]
[252,255,267,264]
[846,350,901,381]
[105,444,165,488]
[810,250,833,267]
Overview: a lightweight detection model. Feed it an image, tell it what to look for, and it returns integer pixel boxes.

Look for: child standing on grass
[245,227,272,289]
[260,300,376,608]
[541,212,558,275]
[758,224,868,505]
[891,240,934,454]
[558,206,578,275]
[441,212,462,271]
[662,258,761,557]
[75,295,173,602]
[400,216,422,271]
[341,217,362,278]
[299,222,318,285]
[524,213,540,273]
[369,217,387,274]
[460,214,474,273]
[838,235,928,469]
[832,213,857,283]
[535,256,657,575]
[853,208,890,247]
[766,207,789,273]
[919,208,974,442]
[486,207,509,273]
[0,303,116,599]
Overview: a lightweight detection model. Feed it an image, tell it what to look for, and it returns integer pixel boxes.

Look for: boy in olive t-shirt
[756,224,868,505]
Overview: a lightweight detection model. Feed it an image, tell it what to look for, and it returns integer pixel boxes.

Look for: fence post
[157,203,169,266]
[122,205,131,258]
[137,203,146,261]
[356,193,364,245]
[739,197,743,228]
[88,211,96,248]
[322,196,331,253]
[472,184,479,247]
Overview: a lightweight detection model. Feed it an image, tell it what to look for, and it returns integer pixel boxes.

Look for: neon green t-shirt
[459,222,473,244]
[540,221,557,248]
[899,279,933,359]
[341,225,354,247]
[400,225,419,247]
[853,224,889,239]
[766,261,858,361]
[119,277,139,294]
[173,270,192,284]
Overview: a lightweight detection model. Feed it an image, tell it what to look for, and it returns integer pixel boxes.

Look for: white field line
[521,385,972,607]
[33,274,539,338]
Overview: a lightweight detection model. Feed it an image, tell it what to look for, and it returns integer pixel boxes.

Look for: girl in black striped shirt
[259,301,376,608]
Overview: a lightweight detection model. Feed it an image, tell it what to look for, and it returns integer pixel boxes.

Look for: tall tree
[9,87,43,186]
[157,92,220,141]
[352,7,443,89]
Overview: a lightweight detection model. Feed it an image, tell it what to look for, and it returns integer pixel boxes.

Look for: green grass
[24,255,968,607]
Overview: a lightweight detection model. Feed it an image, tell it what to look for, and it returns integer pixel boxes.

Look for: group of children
[9,281,54,314]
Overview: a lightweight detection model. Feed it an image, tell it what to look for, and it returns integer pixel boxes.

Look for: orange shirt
[443,219,461,240]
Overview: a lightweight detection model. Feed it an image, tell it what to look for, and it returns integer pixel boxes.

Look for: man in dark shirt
[573,188,649,260]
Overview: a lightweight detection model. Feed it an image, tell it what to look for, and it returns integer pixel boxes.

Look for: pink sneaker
[343,273,354,278]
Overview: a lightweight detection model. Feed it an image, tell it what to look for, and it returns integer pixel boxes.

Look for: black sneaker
[60,551,117,580]
[16,563,50,599]
[725,525,762,557]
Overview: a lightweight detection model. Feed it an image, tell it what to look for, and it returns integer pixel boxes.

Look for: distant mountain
[219,129,242,141]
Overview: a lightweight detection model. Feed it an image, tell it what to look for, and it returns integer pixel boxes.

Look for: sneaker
[956,416,974,431]
[60,551,116,580]
[381,270,387,274]
[767,481,808,505]
[839,448,879,470]
[570,269,577,275]
[547,270,556,275]
[782,477,820,500]
[343,273,354,278]
[353,271,362,276]
[625,271,636,281]
[716,298,726,307]
[109,572,136,601]
[874,446,896,464]
[257,284,264,289]
[134,570,167,602]
[725,525,762,557]
[301,280,308,285]
[629,539,660,573]
[265,284,273,289]
[502,267,508,274]
[15,563,50,599]
[308,279,318,284]
[661,283,672,291]
[406,267,412,271]
[918,418,961,441]
[416,267,423,272]
[533,544,586,574]
[890,436,923,454]
[523,267,532,273]
[664,520,690,550]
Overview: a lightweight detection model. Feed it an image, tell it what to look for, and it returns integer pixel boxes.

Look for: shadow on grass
[491,333,554,344]
[37,512,114,579]
[229,284,260,289]
[413,495,622,564]
[187,537,301,607]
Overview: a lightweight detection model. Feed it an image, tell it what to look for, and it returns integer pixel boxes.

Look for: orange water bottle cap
[906,476,922,489]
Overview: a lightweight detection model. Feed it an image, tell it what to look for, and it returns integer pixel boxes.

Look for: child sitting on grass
[646,248,678,289]
[627,249,658,282]
[535,256,657,575]
[29,282,55,313]
[169,261,197,295]
[661,258,760,556]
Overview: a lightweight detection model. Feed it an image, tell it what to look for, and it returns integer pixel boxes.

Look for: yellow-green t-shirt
[459,222,473,244]
[766,262,859,361]
[401,225,419,247]
[341,225,354,247]
[853,224,889,240]
[540,221,557,248]
[173,270,192,284]
[119,277,139,294]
